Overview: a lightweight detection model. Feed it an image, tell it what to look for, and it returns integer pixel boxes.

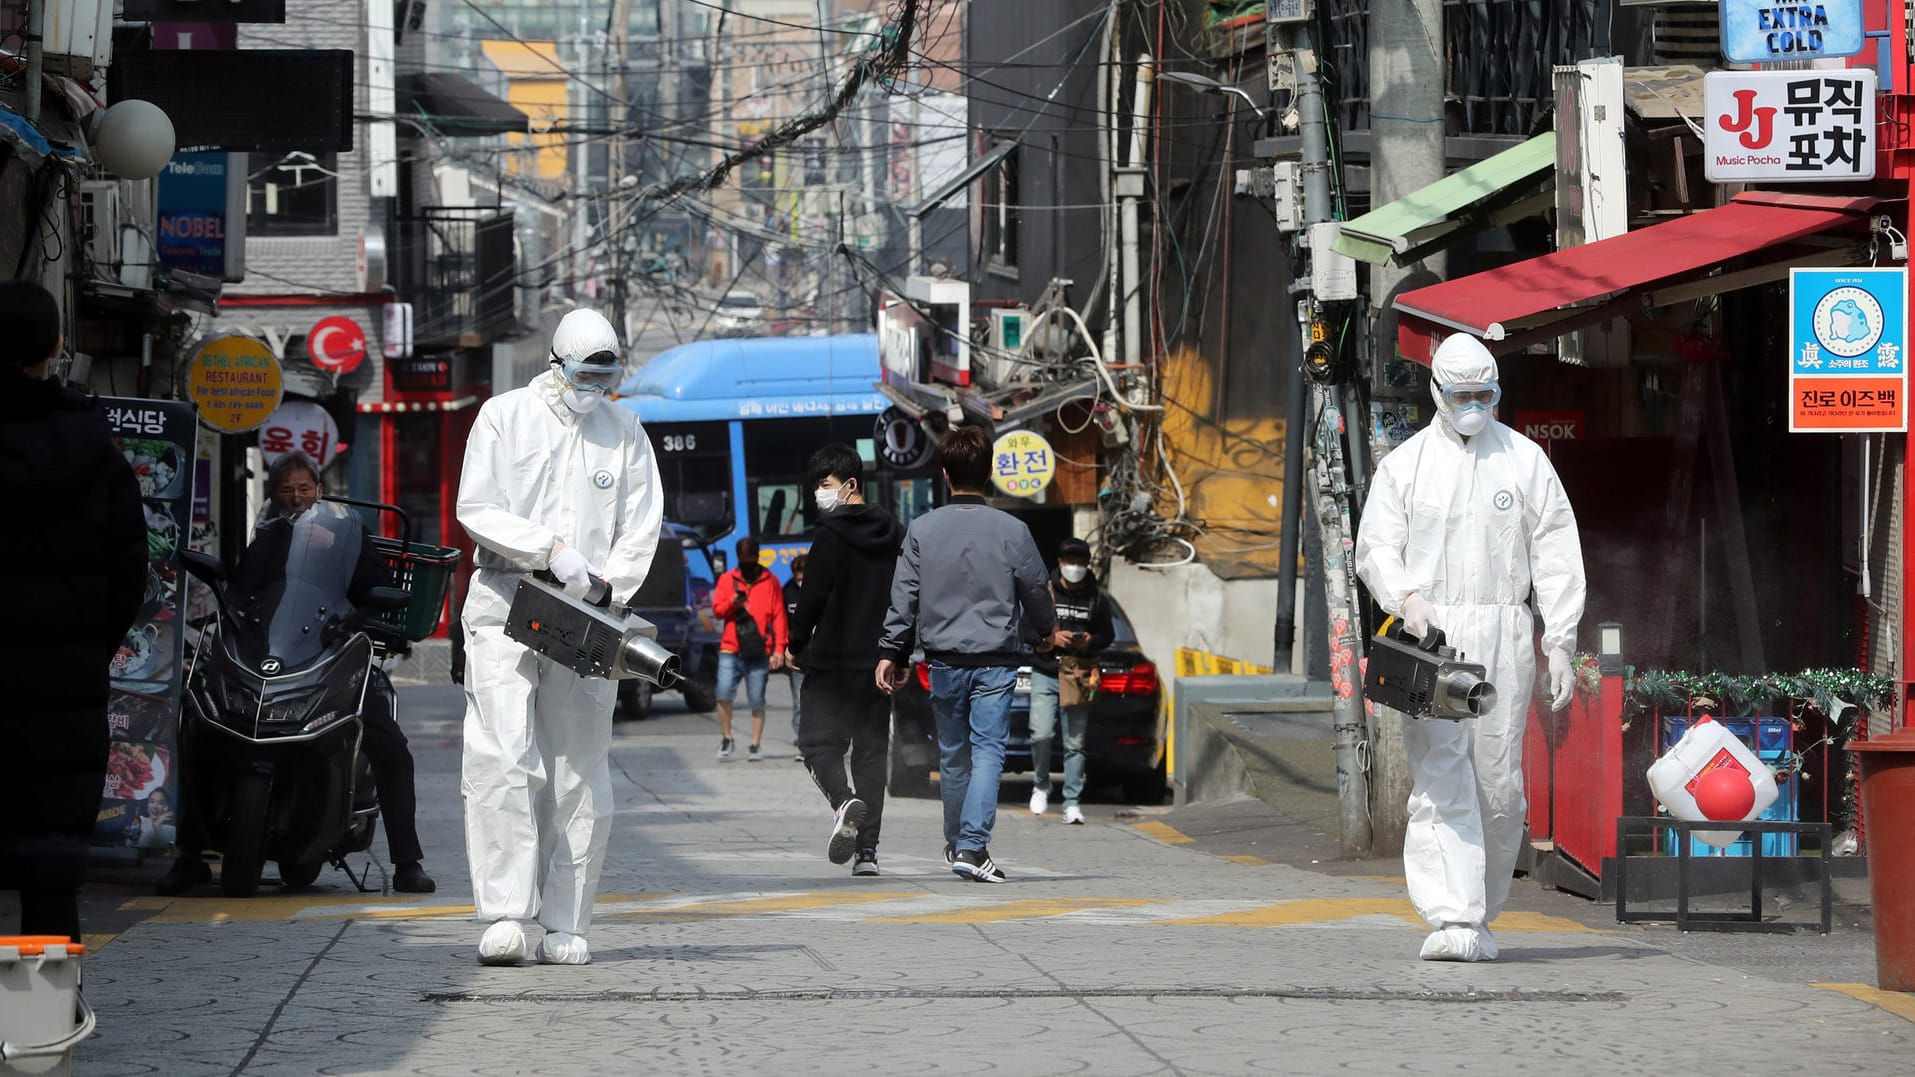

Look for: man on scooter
[158,453,437,895]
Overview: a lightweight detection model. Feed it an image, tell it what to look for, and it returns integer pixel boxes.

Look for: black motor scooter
[178,503,412,897]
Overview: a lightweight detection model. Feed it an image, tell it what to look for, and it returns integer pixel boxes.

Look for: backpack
[731,576,769,656]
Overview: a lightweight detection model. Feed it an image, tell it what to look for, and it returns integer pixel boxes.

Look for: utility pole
[608,0,634,340]
[1363,0,1446,854]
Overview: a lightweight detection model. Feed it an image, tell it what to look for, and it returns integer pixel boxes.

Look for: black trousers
[19,888,80,942]
[797,667,891,848]
[360,672,423,866]
[177,670,424,866]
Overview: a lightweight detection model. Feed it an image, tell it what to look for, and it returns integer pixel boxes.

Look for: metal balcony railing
[390,208,518,347]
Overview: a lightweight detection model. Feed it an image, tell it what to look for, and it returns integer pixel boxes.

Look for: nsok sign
[1703,68,1875,183]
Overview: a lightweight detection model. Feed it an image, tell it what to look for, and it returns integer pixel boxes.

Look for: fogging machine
[504,573,683,687]
[1363,619,1497,720]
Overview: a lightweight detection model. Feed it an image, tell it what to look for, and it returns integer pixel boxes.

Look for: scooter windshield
[250,506,364,670]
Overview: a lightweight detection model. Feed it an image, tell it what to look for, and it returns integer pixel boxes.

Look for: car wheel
[1121,760,1169,806]
[219,772,273,898]
[278,860,323,889]
[888,732,935,798]
[616,678,654,721]
[679,667,718,713]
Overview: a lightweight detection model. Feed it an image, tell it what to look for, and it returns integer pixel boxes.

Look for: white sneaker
[477,920,527,966]
[1418,924,1488,962]
[536,931,591,965]
[1029,787,1049,815]
[1062,805,1085,825]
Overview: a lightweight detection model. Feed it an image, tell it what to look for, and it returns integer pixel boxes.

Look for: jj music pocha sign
[1703,69,1876,183]
[1789,267,1907,432]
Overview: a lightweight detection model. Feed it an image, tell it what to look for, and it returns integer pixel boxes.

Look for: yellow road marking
[871,898,1164,924]
[1131,821,1193,844]
[1160,898,1598,932]
[1220,855,1270,866]
[1352,875,1408,885]
[1163,897,1424,928]
[604,891,917,920]
[1814,982,1915,1024]
[81,933,116,953]
[135,890,672,925]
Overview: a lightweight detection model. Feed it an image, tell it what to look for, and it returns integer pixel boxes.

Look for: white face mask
[562,388,602,414]
[1060,564,1089,584]
[814,481,854,513]
[1450,408,1490,437]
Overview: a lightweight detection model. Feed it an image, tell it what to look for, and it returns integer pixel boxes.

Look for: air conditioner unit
[78,182,120,272]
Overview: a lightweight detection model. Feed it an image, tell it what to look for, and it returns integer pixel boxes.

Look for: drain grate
[424,986,1624,1005]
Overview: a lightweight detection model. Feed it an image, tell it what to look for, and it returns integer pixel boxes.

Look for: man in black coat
[159,453,437,894]
[0,281,146,942]
[786,443,905,876]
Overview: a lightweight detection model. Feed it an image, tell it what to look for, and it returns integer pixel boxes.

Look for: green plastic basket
[368,535,461,641]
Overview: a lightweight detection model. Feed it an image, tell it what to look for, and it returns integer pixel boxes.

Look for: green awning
[1333,131,1557,267]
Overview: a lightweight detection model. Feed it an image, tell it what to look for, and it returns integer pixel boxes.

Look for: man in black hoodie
[786,443,905,875]
[0,281,146,941]
[1028,537,1114,825]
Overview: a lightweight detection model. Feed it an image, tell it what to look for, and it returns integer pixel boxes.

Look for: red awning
[1392,192,1882,363]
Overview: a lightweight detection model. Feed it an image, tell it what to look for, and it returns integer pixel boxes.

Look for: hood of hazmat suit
[453,361,664,947]
[1352,332,1587,948]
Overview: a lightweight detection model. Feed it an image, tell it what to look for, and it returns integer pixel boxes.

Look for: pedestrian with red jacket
[711,535,787,761]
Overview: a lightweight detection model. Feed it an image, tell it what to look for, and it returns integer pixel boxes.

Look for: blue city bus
[614,333,938,580]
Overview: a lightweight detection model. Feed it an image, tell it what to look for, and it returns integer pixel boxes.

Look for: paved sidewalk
[67,685,1914,1075]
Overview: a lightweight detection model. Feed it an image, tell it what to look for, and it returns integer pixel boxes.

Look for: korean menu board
[94,397,197,852]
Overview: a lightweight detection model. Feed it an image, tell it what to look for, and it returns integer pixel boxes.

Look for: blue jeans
[928,661,1017,853]
[717,652,770,711]
[1029,671,1089,806]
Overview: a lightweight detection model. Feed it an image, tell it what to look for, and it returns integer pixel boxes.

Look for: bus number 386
[660,434,697,452]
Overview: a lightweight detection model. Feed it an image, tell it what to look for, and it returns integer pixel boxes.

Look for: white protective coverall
[1354,334,1585,960]
[456,360,662,959]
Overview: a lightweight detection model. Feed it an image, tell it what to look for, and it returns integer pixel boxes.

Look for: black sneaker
[155,856,211,896]
[951,847,1007,883]
[717,737,734,760]
[851,848,879,876]
[748,743,762,762]
[943,843,956,865]
[828,798,868,865]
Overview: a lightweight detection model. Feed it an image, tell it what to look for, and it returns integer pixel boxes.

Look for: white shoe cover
[478,920,527,966]
[537,931,592,965]
[1474,924,1499,961]
[1419,925,1487,962]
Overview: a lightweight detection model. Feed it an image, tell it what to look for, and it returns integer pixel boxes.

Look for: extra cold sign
[1789,267,1908,433]
[1703,68,1875,183]
[1718,0,1863,64]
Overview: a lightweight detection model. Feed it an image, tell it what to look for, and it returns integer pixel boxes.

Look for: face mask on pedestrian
[814,478,855,513]
[1060,563,1089,584]
[561,387,602,414]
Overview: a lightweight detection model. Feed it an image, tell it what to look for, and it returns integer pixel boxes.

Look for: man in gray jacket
[877,427,1061,883]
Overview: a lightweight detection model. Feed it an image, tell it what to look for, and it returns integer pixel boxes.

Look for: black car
[617,522,721,719]
[887,596,1168,804]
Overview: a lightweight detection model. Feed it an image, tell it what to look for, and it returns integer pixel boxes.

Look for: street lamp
[1155,70,1270,120]
[91,100,176,181]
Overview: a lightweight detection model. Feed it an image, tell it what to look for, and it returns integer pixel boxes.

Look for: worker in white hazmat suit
[1354,333,1585,963]
[456,308,663,966]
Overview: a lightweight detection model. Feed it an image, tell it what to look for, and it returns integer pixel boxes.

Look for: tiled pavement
[67,684,1915,1075]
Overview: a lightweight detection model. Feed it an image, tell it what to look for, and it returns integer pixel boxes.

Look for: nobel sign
[1719,0,1863,64]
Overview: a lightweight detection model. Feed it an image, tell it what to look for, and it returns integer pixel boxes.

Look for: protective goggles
[1439,382,1501,410]
[554,349,622,395]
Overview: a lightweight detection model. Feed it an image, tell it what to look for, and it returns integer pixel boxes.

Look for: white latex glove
[1547,646,1574,711]
[1401,593,1437,641]
[549,544,596,589]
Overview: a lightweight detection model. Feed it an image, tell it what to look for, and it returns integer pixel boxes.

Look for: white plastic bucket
[0,937,95,1077]
[1647,716,1781,848]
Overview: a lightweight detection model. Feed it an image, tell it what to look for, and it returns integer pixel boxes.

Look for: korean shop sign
[1704,69,1875,183]
[990,430,1056,499]
[1718,0,1863,64]
[1789,267,1907,433]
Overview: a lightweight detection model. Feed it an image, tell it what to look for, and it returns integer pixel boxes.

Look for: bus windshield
[649,420,732,532]
[742,417,934,537]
